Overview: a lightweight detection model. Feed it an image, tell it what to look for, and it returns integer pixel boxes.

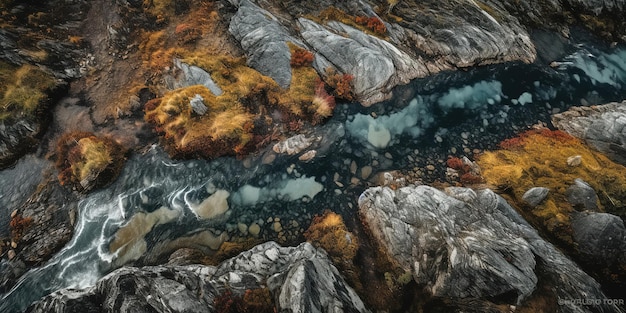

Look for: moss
[313,7,388,39]
[55,131,127,192]
[0,62,56,121]
[304,210,360,289]
[477,129,626,244]
[146,51,333,158]
[145,56,271,158]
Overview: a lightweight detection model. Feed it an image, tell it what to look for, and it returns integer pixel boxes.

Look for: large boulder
[358,185,622,312]
[27,242,369,313]
[552,101,626,166]
[228,0,297,88]
[571,211,626,266]
[0,178,76,294]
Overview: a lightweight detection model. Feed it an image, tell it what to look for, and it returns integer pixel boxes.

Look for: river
[1,30,625,312]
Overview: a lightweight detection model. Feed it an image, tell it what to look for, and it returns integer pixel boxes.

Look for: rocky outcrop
[228,0,298,88]
[27,242,369,313]
[0,178,76,294]
[0,0,84,168]
[552,101,626,165]
[358,185,622,312]
[226,0,537,106]
[572,212,626,266]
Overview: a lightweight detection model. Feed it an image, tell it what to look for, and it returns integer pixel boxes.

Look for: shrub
[356,16,387,36]
[290,46,314,68]
[325,68,354,101]
[10,214,33,242]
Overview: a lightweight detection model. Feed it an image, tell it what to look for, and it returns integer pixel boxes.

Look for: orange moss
[317,7,388,38]
[55,131,127,191]
[10,214,33,242]
[478,129,626,245]
[304,210,359,270]
[175,23,202,44]
[324,67,354,101]
[355,16,387,35]
[290,46,314,68]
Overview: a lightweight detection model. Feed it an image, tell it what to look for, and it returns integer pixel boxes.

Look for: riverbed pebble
[248,223,261,237]
[361,166,372,179]
[237,223,248,235]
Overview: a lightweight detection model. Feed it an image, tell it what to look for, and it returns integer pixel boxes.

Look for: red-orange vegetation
[355,16,387,35]
[290,47,314,68]
[325,68,354,101]
[446,157,465,171]
[10,214,33,242]
[175,23,202,44]
[499,129,576,149]
[460,172,483,184]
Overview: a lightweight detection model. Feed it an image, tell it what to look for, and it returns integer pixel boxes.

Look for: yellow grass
[0,62,56,120]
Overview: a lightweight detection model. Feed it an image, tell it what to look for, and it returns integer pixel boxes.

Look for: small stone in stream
[426,164,436,171]
[350,161,357,175]
[361,166,372,180]
[522,187,549,207]
[8,250,15,260]
[11,210,17,218]
[351,177,360,185]
[262,153,276,164]
[238,223,248,235]
[248,223,261,237]
[10,241,17,249]
[273,222,283,232]
[298,150,316,162]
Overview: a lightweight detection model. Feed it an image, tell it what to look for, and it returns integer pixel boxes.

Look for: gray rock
[359,185,622,312]
[299,18,426,106]
[27,242,369,313]
[189,94,208,116]
[359,186,537,302]
[228,0,296,88]
[0,178,76,294]
[522,187,549,207]
[172,59,223,95]
[572,212,626,265]
[272,134,315,155]
[566,178,599,211]
[552,101,626,165]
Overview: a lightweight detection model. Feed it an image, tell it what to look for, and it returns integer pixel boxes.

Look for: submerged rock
[27,242,369,313]
[272,134,315,155]
[358,185,621,312]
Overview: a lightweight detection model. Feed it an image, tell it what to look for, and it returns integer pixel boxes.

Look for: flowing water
[1,34,625,312]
